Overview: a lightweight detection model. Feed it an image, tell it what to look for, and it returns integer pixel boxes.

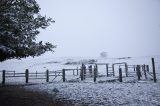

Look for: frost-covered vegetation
[0,0,55,61]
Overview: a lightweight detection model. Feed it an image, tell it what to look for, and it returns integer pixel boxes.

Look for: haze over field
[36,0,160,58]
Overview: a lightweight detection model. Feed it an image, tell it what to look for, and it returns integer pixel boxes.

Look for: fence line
[1,69,64,85]
[1,58,158,84]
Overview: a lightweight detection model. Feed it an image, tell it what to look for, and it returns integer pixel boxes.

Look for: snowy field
[25,82,160,106]
[0,56,160,105]
[0,56,160,75]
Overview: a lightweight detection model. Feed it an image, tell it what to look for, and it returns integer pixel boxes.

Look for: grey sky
[36,0,160,58]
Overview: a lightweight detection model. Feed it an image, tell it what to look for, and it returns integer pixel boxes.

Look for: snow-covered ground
[0,56,160,105]
[25,81,160,106]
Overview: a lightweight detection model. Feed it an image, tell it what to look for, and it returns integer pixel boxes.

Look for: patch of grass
[0,85,73,106]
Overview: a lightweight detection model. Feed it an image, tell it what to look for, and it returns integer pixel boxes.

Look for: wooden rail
[1,69,64,85]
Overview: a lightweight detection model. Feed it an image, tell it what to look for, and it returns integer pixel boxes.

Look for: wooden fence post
[81,64,86,80]
[112,64,115,76]
[125,63,128,77]
[143,64,147,79]
[25,69,29,83]
[55,72,57,77]
[46,69,49,82]
[106,64,109,77]
[94,66,97,82]
[152,58,157,82]
[2,70,6,85]
[134,65,136,72]
[77,67,79,75]
[89,65,92,77]
[142,65,144,74]
[80,66,84,81]
[136,65,141,80]
[62,69,65,82]
[146,65,149,72]
[140,66,142,77]
[119,68,122,82]
[84,65,86,80]
[73,69,75,75]
[96,64,98,75]
[14,71,15,77]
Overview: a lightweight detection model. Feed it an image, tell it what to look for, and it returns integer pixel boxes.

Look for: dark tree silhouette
[0,0,56,61]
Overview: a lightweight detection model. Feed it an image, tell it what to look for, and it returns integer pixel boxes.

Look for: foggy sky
[36,0,160,58]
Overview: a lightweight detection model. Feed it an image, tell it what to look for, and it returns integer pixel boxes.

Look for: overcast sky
[36,0,160,58]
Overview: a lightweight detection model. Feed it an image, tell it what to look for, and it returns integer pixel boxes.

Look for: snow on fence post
[125,63,128,77]
[152,58,157,83]
[25,69,29,83]
[119,68,122,82]
[143,64,147,79]
[62,69,65,82]
[2,70,6,85]
[94,66,97,82]
[106,64,109,77]
[136,65,141,80]
[46,69,49,82]
[112,64,115,76]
